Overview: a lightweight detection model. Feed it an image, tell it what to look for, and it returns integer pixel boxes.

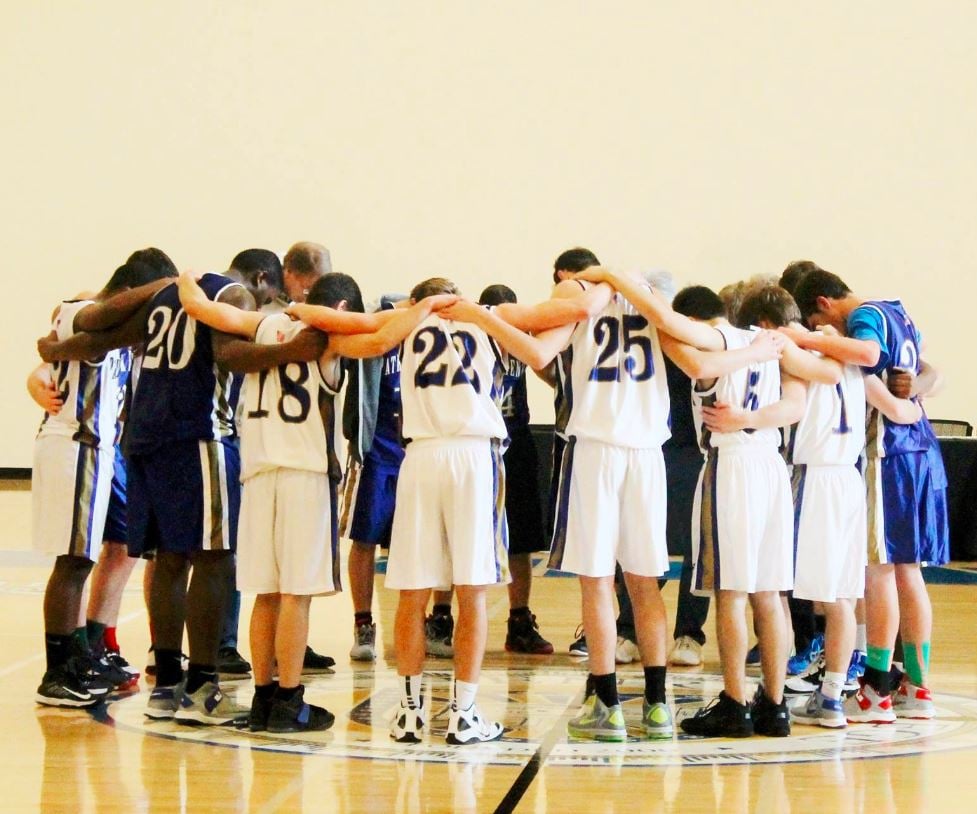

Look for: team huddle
[28,242,948,745]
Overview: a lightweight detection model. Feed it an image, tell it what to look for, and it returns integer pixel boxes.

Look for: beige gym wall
[3,3,975,467]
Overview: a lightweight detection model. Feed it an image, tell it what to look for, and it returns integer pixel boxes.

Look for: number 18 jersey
[398,313,508,441]
[563,289,670,448]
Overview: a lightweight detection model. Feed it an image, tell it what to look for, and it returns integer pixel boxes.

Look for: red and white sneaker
[893,679,935,719]
[844,679,896,724]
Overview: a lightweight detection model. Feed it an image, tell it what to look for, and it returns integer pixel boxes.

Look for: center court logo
[107,668,977,768]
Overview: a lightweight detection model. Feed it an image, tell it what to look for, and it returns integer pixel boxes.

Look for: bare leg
[507,553,532,609]
[185,550,233,666]
[143,558,155,642]
[44,555,94,634]
[751,591,788,703]
[87,542,137,626]
[624,572,667,666]
[249,593,279,686]
[716,590,749,703]
[823,598,856,677]
[581,575,617,676]
[895,563,933,684]
[348,541,376,615]
[453,585,488,683]
[149,553,190,653]
[276,594,312,688]
[395,589,431,677]
[432,589,454,612]
[864,563,899,653]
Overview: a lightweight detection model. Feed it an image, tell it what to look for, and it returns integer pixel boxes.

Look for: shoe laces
[573,623,584,640]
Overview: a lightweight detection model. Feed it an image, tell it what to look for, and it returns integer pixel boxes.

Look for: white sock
[454,678,478,711]
[822,671,846,702]
[855,625,867,653]
[401,674,423,708]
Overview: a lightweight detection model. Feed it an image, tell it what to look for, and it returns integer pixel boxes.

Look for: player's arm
[778,338,843,385]
[325,295,459,359]
[778,325,881,368]
[702,372,807,434]
[211,286,327,373]
[26,363,62,414]
[285,302,390,334]
[177,271,263,339]
[576,266,725,350]
[659,330,784,382]
[73,278,173,333]
[37,305,151,362]
[864,374,923,425]
[494,281,613,332]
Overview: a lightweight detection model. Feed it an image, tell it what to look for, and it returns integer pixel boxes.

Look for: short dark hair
[780,260,824,295]
[793,269,852,321]
[126,247,177,277]
[737,285,801,329]
[283,242,332,277]
[673,285,725,320]
[230,248,284,293]
[103,260,171,295]
[410,277,459,301]
[553,247,599,283]
[306,272,365,312]
[478,284,517,306]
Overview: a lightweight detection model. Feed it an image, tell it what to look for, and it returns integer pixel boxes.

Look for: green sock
[865,645,892,673]
[86,620,107,652]
[903,641,929,686]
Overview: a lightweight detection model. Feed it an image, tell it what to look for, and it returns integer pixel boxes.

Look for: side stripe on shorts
[694,451,720,593]
[491,439,510,583]
[200,441,231,551]
[338,457,362,539]
[68,444,99,558]
[790,463,807,578]
[865,455,888,565]
[329,476,342,591]
[547,435,577,571]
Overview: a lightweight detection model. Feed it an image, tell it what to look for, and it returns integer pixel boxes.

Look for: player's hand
[887,370,914,399]
[439,300,483,324]
[284,303,310,323]
[749,330,785,361]
[776,325,810,347]
[288,326,329,361]
[37,381,63,415]
[37,332,58,363]
[702,402,751,433]
[424,294,461,313]
[574,266,611,285]
[816,324,840,337]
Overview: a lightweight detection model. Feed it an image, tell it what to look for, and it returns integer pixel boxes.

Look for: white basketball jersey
[399,312,507,441]
[563,289,670,448]
[692,323,781,451]
[789,360,866,466]
[37,300,127,451]
[239,314,339,480]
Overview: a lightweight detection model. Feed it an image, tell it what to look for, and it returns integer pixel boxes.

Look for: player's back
[563,288,670,448]
[126,273,242,455]
[789,361,866,466]
[398,312,507,441]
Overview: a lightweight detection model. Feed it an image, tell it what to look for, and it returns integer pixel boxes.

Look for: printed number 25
[588,315,654,382]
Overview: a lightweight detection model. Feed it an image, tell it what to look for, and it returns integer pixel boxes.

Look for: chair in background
[929,419,974,437]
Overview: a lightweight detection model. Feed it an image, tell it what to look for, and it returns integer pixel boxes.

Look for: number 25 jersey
[563,289,670,449]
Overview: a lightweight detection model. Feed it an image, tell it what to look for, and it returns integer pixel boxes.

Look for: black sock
[71,627,90,657]
[509,606,531,621]
[585,674,595,698]
[156,649,184,687]
[354,611,373,627]
[432,603,452,618]
[864,665,891,696]
[643,666,667,705]
[275,684,300,702]
[815,615,826,635]
[86,621,107,654]
[185,663,218,694]
[255,682,278,700]
[592,672,619,708]
[45,633,73,671]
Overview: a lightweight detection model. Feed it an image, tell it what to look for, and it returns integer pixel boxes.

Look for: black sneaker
[217,646,252,677]
[267,686,335,733]
[424,614,454,657]
[505,614,554,655]
[680,691,753,738]
[568,628,588,657]
[36,665,99,708]
[751,686,791,737]
[248,686,277,732]
[303,646,336,674]
[68,655,115,696]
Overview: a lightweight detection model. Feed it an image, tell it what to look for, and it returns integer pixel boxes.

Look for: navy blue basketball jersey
[366,346,406,467]
[125,274,243,454]
[501,357,531,434]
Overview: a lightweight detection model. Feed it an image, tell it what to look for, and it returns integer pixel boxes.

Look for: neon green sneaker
[567,694,627,742]
[642,700,674,739]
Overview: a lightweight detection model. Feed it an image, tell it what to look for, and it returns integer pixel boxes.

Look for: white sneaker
[668,636,703,667]
[614,636,640,664]
[390,698,426,743]
[446,703,504,745]
[174,682,249,726]
[349,622,377,662]
[893,679,935,720]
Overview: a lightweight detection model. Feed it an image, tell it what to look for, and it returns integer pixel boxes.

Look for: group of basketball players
[28,241,948,745]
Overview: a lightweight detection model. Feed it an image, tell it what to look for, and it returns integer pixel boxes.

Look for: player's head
[736,284,801,329]
[478,284,517,307]
[793,269,853,332]
[553,247,600,284]
[103,259,172,295]
[718,280,748,324]
[672,285,725,321]
[306,272,365,312]
[126,247,178,277]
[229,249,283,307]
[283,241,332,303]
[410,277,459,302]
[780,260,824,295]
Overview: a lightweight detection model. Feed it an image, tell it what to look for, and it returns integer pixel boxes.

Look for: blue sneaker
[845,650,866,692]
[787,633,824,676]
[792,689,847,729]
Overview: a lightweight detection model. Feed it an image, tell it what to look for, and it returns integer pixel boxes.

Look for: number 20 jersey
[398,313,508,441]
[563,289,670,448]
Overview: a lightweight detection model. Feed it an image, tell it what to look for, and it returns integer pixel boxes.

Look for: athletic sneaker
[668,636,703,667]
[745,643,761,666]
[792,689,846,729]
[784,653,825,696]
[217,646,252,678]
[567,694,627,742]
[267,686,335,733]
[614,636,640,664]
[174,682,249,726]
[568,626,588,657]
[787,633,825,676]
[35,665,99,708]
[69,655,114,696]
[145,682,185,720]
[424,614,454,658]
[844,679,896,724]
[752,686,790,737]
[249,692,274,732]
[446,702,505,745]
[390,698,426,744]
[106,650,140,680]
[844,650,866,693]
[303,645,336,674]
[893,679,935,720]
[642,700,674,739]
[680,691,753,738]
[91,653,138,691]
[505,614,554,655]
[349,622,378,662]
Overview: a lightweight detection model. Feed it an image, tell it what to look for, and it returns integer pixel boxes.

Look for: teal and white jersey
[788,358,866,466]
[693,323,781,452]
[398,312,508,441]
[562,289,670,449]
[37,299,128,451]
